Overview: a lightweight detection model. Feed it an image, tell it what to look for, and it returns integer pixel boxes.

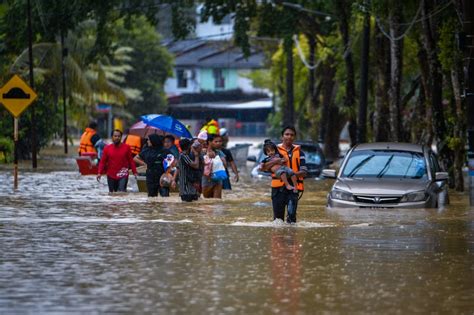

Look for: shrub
[0,137,13,163]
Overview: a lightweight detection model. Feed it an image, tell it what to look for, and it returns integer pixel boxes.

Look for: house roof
[170,98,272,110]
[165,40,265,69]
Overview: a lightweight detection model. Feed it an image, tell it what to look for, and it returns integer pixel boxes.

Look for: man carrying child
[260,126,307,223]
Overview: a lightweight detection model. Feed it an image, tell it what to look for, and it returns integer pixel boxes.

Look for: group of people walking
[78,121,306,223]
[78,119,240,202]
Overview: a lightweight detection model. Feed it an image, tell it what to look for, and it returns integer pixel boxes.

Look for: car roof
[353,142,424,153]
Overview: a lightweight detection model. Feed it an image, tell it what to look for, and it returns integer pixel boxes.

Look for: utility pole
[27,0,37,168]
[61,31,68,154]
[463,0,474,204]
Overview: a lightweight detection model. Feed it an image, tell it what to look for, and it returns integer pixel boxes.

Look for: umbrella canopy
[128,121,163,138]
[141,114,192,139]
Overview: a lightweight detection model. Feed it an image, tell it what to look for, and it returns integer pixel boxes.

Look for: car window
[305,151,322,164]
[342,150,427,179]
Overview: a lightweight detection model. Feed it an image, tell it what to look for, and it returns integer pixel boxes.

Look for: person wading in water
[260,126,307,223]
[133,134,173,197]
[97,129,137,193]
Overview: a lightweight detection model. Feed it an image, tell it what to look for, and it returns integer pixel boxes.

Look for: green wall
[200,68,238,91]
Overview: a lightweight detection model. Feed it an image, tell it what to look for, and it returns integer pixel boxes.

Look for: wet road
[0,160,473,313]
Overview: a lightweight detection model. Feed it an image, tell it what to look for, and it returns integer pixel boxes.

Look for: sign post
[0,75,38,189]
[13,118,18,189]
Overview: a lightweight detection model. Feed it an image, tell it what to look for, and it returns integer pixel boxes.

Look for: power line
[293,35,321,70]
[374,1,453,42]
[396,0,452,26]
[375,1,423,42]
[292,30,361,70]
[281,2,336,19]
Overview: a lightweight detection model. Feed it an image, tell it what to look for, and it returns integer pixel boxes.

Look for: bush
[0,137,13,163]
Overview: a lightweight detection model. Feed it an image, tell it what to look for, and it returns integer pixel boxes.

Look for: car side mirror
[435,172,448,181]
[247,155,257,162]
[322,169,337,179]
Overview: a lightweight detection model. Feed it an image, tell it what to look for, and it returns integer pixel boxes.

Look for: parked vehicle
[249,141,326,178]
[323,142,449,208]
[228,143,252,167]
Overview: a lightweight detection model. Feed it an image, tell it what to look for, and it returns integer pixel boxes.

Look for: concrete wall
[164,68,201,95]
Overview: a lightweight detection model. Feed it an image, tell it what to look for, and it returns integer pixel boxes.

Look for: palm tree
[9,19,140,128]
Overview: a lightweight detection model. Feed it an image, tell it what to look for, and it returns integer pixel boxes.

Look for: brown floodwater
[0,157,473,313]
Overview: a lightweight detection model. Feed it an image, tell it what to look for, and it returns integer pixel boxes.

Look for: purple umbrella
[128,121,164,138]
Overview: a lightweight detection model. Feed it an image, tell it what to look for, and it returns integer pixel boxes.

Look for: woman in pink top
[97,129,137,193]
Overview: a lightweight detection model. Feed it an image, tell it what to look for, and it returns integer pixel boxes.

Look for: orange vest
[174,138,182,153]
[271,144,304,191]
[78,128,97,155]
[124,134,141,156]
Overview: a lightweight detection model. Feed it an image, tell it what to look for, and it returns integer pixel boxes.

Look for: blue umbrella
[141,114,192,138]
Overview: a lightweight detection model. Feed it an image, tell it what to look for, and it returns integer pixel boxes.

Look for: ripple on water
[227,219,335,228]
[1,169,474,314]
[0,217,193,224]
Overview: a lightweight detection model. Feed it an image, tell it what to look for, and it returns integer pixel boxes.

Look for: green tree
[9,19,139,128]
[114,15,174,117]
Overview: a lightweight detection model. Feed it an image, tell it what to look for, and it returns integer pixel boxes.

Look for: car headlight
[330,189,354,201]
[400,191,427,202]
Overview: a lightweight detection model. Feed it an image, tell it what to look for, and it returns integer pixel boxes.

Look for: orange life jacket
[124,134,141,156]
[271,144,304,191]
[78,128,97,155]
[174,138,182,153]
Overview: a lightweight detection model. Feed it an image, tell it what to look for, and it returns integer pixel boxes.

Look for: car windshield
[342,150,427,179]
[304,151,322,164]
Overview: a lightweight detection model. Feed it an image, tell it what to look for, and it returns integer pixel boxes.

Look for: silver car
[323,143,449,208]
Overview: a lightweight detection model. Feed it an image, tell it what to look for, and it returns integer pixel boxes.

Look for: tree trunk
[336,0,357,146]
[357,11,370,144]
[416,42,433,145]
[283,36,294,127]
[324,104,343,162]
[373,25,390,142]
[411,89,425,143]
[421,0,451,175]
[401,76,420,142]
[451,68,465,191]
[307,34,319,141]
[388,2,403,142]
[319,59,336,155]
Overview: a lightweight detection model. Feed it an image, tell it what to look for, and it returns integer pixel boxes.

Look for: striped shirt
[178,152,199,196]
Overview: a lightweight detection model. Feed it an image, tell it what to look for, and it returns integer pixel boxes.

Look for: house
[163,40,272,136]
[161,7,272,137]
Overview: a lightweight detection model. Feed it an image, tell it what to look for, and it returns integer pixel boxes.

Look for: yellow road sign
[0,75,37,117]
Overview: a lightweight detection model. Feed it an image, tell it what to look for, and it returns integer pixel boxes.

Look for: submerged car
[323,142,449,208]
[249,141,326,178]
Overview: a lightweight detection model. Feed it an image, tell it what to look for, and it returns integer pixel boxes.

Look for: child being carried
[259,139,298,193]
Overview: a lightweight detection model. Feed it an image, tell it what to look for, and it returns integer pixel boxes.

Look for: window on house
[213,69,225,89]
[177,69,188,88]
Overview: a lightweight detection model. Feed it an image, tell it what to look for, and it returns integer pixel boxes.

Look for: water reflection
[270,229,301,314]
[0,167,473,313]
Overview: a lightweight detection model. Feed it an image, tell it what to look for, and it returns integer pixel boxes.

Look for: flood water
[1,158,473,313]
